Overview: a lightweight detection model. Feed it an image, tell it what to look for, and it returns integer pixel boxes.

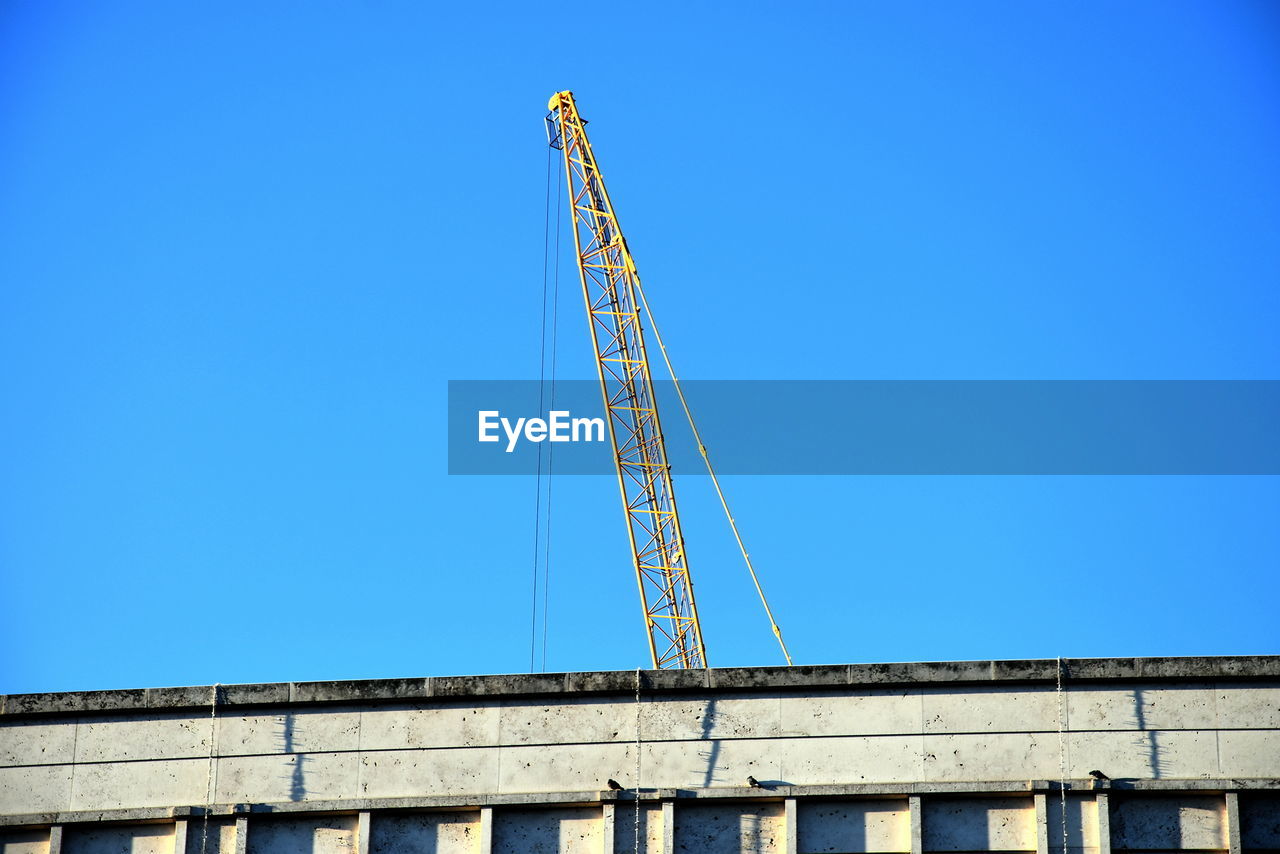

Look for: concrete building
[1,656,1277,854]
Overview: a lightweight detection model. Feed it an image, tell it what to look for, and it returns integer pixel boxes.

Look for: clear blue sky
[2,1,1277,694]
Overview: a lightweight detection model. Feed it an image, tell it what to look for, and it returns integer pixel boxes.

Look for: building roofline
[3,655,1277,719]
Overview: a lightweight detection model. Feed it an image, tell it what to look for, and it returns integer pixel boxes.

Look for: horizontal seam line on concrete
[3,724,1273,771]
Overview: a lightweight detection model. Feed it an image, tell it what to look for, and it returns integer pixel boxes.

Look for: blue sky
[2,1,1277,693]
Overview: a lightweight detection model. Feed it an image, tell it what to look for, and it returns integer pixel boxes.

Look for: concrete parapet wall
[0,657,1277,853]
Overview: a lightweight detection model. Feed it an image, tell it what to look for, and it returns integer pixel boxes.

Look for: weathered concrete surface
[494,806,602,854]
[1240,794,1280,848]
[612,803,664,854]
[796,799,910,854]
[1110,795,1226,850]
[0,658,1277,853]
[675,802,784,853]
[63,824,175,854]
[7,684,1273,815]
[1044,795,1100,854]
[4,657,1278,720]
[369,810,477,854]
[924,797,1036,851]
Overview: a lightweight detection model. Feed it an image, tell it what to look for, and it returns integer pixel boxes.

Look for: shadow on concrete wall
[277,714,308,802]
[368,814,481,854]
[1130,689,1166,779]
[613,804,656,854]
[699,698,720,788]
[1045,790,1087,853]
[740,810,765,854]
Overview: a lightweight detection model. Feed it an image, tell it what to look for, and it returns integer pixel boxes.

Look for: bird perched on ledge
[607,779,624,791]
[1089,770,1110,781]
[747,776,763,788]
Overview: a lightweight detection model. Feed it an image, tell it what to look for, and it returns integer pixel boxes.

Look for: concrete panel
[369,811,480,854]
[1110,797,1225,850]
[245,816,356,854]
[0,830,48,854]
[923,688,1058,735]
[498,742,632,794]
[491,806,602,854]
[1216,730,1280,778]
[637,737,784,790]
[1067,688,1216,733]
[636,733,926,788]
[923,733,1059,782]
[1044,795,1100,854]
[923,797,1036,852]
[0,764,72,814]
[64,825,175,854]
[69,758,209,811]
[358,747,498,799]
[360,704,499,751]
[214,752,359,804]
[1214,682,1280,730]
[797,798,910,853]
[780,736,926,786]
[181,819,236,854]
[781,692,921,738]
[1065,731,1220,780]
[1240,794,1280,849]
[643,695,782,742]
[216,711,360,757]
[75,716,211,763]
[0,722,77,768]
[500,699,637,746]
[612,803,663,854]
[674,803,784,854]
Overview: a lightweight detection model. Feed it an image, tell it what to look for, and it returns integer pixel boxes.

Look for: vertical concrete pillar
[1095,794,1110,854]
[356,811,371,854]
[174,819,190,854]
[48,825,63,854]
[1035,793,1049,854]
[662,800,675,854]
[1225,793,1242,854]
[479,807,494,854]
[234,816,248,854]
[785,798,798,854]
[602,803,615,854]
[910,796,923,854]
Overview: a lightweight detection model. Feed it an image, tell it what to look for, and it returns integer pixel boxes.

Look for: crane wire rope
[540,154,563,673]
[631,282,793,666]
[200,683,219,854]
[1057,657,1069,854]
[634,667,642,854]
[531,144,554,672]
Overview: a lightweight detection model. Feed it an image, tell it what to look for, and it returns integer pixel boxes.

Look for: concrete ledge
[2,656,1277,720]
[290,678,429,704]
[1,779,1276,829]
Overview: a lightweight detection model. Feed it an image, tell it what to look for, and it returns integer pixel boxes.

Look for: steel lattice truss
[547,91,707,669]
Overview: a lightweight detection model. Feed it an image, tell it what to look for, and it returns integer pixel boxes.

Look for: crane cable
[540,152,563,673]
[530,145,552,672]
[531,143,562,672]
[631,279,793,666]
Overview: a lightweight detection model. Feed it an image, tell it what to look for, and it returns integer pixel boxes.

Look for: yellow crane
[545,90,791,670]
[545,90,705,669]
